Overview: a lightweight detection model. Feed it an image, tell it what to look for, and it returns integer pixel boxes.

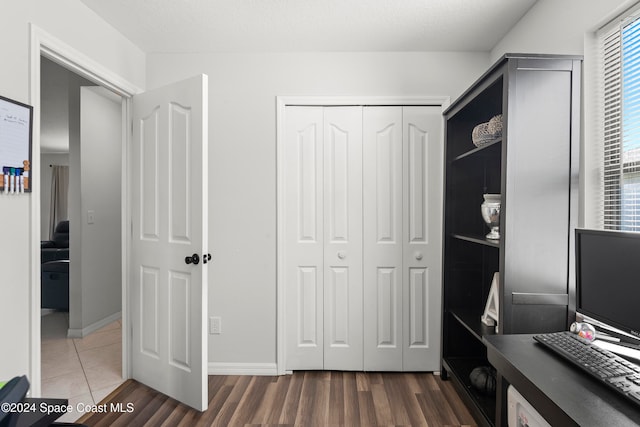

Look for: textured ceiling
[79,0,538,53]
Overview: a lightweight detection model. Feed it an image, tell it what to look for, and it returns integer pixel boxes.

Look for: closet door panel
[284,106,324,370]
[323,107,363,370]
[402,106,443,371]
[363,106,403,371]
[283,104,443,373]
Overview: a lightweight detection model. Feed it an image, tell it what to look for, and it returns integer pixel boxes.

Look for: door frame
[28,24,141,396]
[275,95,450,375]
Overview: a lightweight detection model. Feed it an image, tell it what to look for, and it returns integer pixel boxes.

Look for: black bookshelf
[440,54,581,426]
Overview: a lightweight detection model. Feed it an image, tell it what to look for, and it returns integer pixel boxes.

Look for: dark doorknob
[185,253,200,265]
[203,253,212,264]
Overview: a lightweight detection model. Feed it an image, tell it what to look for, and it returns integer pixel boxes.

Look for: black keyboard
[534,331,640,407]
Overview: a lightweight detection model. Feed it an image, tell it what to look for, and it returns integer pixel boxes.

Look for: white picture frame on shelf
[481,272,499,332]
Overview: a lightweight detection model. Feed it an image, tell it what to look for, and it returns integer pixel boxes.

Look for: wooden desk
[484,334,640,426]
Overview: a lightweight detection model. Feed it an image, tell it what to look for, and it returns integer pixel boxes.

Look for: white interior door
[130,75,208,411]
[323,107,363,371]
[363,107,404,371]
[402,106,442,371]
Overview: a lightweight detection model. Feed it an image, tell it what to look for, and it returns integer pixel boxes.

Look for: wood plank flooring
[77,372,476,426]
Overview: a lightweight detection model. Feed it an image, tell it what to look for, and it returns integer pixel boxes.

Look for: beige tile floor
[41,311,124,423]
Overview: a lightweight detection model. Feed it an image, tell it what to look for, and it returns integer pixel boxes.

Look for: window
[601,13,640,231]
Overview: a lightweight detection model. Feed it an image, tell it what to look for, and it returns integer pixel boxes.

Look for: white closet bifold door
[363,106,404,371]
[402,106,442,372]
[323,107,363,371]
[284,106,325,370]
[283,105,442,372]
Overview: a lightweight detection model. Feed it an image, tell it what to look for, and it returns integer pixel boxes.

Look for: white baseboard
[208,362,278,376]
[67,311,121,338]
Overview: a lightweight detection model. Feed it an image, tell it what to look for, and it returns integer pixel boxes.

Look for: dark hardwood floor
[77,372,476,426]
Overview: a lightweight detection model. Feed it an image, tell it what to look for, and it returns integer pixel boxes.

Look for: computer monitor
[575,228,640,345]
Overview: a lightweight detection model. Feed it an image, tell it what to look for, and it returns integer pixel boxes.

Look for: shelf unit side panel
[501,60,576,334]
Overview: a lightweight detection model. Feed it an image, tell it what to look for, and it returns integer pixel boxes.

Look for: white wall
[490,0,631,61]
[491,0,634,228]
[41,58,77,153]
[0,0,144,384]
[77,87,122,332]
[146,51,490,366]
[68,76,83,334]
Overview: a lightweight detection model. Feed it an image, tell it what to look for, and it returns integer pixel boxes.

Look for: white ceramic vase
[481,194,501,240]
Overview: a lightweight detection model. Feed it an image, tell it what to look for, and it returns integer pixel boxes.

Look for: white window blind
[601,14,640,231]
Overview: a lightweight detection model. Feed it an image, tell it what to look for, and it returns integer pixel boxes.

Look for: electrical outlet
[210,316,221,334]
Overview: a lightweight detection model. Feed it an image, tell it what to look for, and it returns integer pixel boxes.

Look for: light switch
[87,210,95,224]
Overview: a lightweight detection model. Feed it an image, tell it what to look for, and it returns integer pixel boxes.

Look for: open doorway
[39,56,124,420]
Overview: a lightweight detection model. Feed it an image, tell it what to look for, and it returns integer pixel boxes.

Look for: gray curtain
[49,165,69,239]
